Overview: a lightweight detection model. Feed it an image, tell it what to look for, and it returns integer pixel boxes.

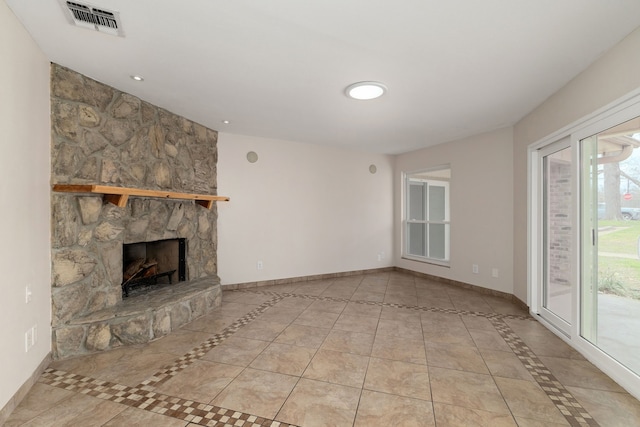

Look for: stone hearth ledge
[52,277,221,359]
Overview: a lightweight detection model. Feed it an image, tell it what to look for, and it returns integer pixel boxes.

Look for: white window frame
[528,87,640,401]
[402,166,451,265]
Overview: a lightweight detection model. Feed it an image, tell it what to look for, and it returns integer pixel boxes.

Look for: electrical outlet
[257,261,263,270]
[492,268,499,278]
[25,329,33,352]
[377,254,382,261]
[25,285,32,304]
[25,324,37,352]
[472,264,479,274]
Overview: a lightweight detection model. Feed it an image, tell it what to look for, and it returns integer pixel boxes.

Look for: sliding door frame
[528,88,640,400]
[533,137,574,336]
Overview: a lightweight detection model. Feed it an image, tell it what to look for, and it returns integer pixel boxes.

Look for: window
[404,166,450,263]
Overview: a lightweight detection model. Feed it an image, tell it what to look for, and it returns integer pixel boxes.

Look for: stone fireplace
[50,64,222,359]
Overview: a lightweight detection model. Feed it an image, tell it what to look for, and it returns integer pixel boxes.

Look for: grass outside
[598,220,640,299]
[598,220,640,253]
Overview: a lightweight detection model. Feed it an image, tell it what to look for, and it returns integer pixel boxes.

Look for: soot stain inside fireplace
[122,238,186,298]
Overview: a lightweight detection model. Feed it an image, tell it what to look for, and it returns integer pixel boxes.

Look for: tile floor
[6,272,640,426]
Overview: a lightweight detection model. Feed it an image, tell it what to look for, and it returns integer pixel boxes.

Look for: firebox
[122,238,186,297]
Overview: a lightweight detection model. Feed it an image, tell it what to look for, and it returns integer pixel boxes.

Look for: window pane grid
[404,167,450,263]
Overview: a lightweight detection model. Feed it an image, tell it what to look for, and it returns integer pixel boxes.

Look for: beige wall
[0,1,51,413]
[217,133,394,285]
[2,0,638,411]
[395,127,515,295]
[513,27,640,302]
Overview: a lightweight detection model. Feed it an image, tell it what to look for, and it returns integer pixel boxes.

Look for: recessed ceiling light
[130,75,144,82]
[345,81,387,100]
[222,120,230,124]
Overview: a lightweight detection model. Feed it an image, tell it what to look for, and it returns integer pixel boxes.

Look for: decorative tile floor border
[37,286,600,427]
[244,289,533,322]
[490,319,599,427]
[41,369,297,427]
[140,296,283,389]
[245,288,600,427]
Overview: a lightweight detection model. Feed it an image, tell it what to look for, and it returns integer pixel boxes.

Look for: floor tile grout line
[36,281,586,427]
[39,368,299,427]
[236,298,339,425]
[247,286,599,426]
[138,296,284,390]
[418,307,439,421]
[489,318,599,427]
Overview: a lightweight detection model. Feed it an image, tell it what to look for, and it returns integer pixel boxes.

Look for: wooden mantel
[52,184,229,209]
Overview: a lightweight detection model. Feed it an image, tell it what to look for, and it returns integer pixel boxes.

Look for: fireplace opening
[122,238,186,297]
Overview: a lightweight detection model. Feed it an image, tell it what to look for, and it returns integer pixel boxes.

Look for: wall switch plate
[25,285,32,304]
[257,261,263,270]
[472,264,479,274]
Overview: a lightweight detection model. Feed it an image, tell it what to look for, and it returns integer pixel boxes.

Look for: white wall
[0,1,51,412]
[217,133,394,285]
[395,127,514,295]
[513,27,640,302]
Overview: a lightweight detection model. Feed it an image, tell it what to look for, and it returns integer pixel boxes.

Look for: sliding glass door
[580,117,640,377]
[532,97,640,397]
[539,140,573,335]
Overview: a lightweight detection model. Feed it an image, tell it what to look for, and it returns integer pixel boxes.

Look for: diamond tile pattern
[8,271,636,426]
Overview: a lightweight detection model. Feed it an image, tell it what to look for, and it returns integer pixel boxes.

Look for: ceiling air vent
[59,0,124,37]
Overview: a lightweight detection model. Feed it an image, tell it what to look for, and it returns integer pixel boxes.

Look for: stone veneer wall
[51,64,221,358]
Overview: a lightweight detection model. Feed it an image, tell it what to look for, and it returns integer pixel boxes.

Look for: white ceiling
[6,0,640,154]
